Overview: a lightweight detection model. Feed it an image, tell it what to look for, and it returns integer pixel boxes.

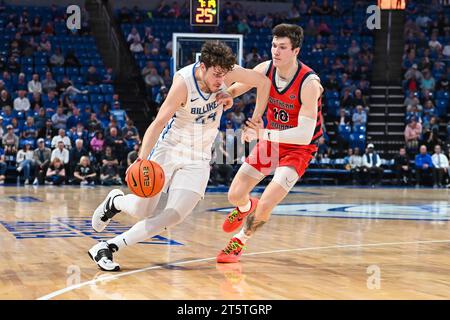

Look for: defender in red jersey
[217,24,324,263]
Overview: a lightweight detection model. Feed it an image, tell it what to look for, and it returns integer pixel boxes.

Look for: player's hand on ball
[216,91,233,111]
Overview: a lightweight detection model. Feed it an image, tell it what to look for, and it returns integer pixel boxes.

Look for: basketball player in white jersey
[88,41,271,271]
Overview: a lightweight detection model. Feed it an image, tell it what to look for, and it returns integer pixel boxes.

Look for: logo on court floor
[212,203,450,221]
[0,217,184,245]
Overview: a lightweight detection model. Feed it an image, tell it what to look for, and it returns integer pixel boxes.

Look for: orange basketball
[126,160,165,197]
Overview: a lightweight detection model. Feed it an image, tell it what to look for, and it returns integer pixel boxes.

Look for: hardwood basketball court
[0,185,449,299]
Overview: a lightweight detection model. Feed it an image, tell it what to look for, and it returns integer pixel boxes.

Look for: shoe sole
[92,189,124,232]
[87,249,120,272]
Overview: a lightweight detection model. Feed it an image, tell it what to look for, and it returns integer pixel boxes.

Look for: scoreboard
[190,0,219,26]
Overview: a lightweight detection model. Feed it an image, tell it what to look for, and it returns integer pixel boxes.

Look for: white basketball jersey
[150,62,226,161]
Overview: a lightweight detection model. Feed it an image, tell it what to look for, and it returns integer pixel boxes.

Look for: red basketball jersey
[265,60,323,149]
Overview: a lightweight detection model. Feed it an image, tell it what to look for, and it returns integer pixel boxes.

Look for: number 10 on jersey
[190,0,219,26]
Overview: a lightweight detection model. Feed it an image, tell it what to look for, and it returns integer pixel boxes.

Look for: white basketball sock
[234,228,252,244]
[238,200,251,212]
[107,216,169,250]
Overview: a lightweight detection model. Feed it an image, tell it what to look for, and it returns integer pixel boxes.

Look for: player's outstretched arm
[225,61,270,98]
[245,79,323,145]
[225,61,271,118]
[138,74,187,160]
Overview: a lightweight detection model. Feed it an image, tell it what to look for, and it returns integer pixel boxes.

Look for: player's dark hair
[272,23,304,50]
[200,41,236,73]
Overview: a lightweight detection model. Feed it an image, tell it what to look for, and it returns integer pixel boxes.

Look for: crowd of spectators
[399,0,450,187]
[0,3,140,185]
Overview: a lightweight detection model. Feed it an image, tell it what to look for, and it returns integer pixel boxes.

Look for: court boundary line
[37,239,450,300]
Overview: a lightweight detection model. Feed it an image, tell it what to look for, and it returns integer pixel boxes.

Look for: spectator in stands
[41,72,57,94]
[70,123,88,146]
[32,138,51,185]
[318,20,332,37]
[100,146,122,186]
[154,85,169,105]
[69,138,88,176]
[404,117,422,155]
[362,143,383,186]
[64,50,80,68]
[110,101,128,129]
[404,64,423,92]
[122,119,140,149]
[415,145,436,187]
[237,18,251,35]
[340,89,354,109]
[348,147,363,184]
[324,73,339,91]
[30,15,42,34]
[49,47,64,67]
[126,27,141,44]
[394,147,411,186]
[85,66,101,86]
[67,107,82,129]
[421,69,436,93]
[127,143,140,167]
[348,40,361,58]
[73,156,97,185]
[0,90,13,109]
[428,33,442,52]
[145,68,164,98]
[404,91,416,107]
[51,140,69,169]
[339,73,353,93]
[38,34,51,52]
[106,127,125,161]
[316,137,331,161]
[231,101,246,127]
[90,130,105,163]
[56,76,88,99]
[45,157,65,185]
[27,74,42,94]
[223,15,237,34]
[162,68,172,88]
[2,124,18,156]
[432,145,449,187]
[51,129,71,149]
[30,92,42,111]
[13,90,30,113]
[34,108,47,134]
[1,72,12,91]
[353,89,368,109]
[43,91,58,114]
[51,106,68,131]
[308,0,322,15]
[39,118,55,141]
[22,116,37,140]
[422,103,438,130]
[102,67,115,84]
[14,73,27,93]
[130,38,144,53]
[352,105,367,131]
[16,142,34,184]
[7,56,20,74]
[141,61,154,78]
